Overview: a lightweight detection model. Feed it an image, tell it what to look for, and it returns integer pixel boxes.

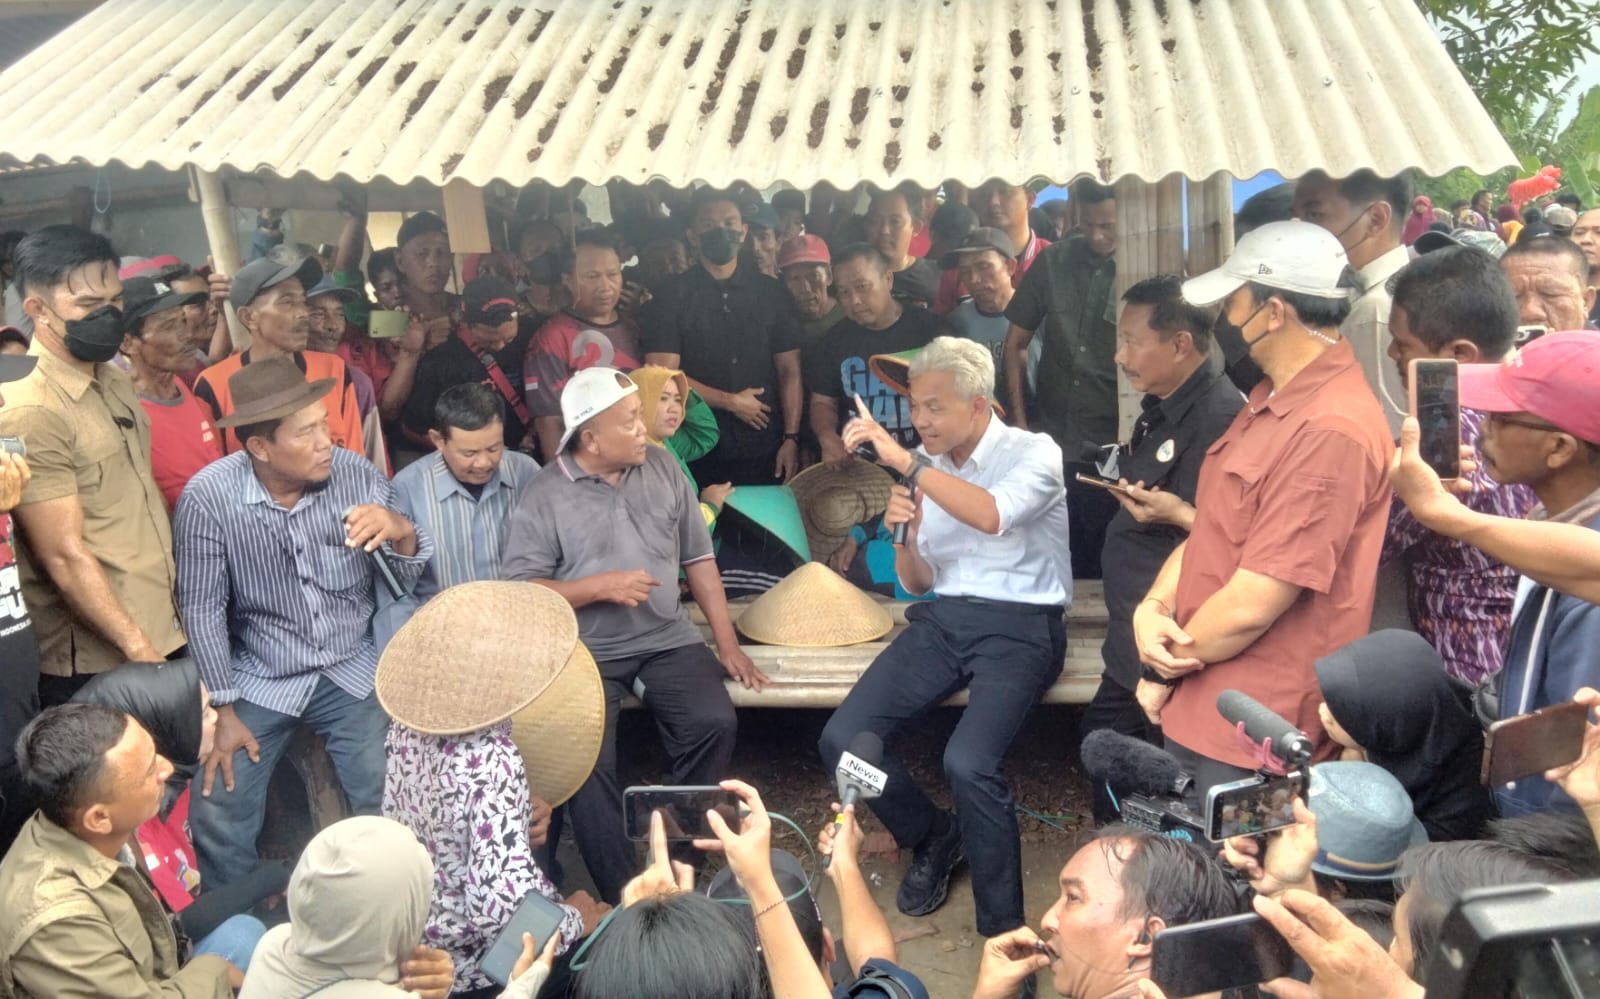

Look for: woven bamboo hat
[786,460,895,563]
[376,582,603,805]
[736,562,894,647]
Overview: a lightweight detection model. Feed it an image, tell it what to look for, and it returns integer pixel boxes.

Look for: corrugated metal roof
[0,0,1515,189]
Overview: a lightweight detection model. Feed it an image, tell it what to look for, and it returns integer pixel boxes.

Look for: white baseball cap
[1182,220,1352,306]
[557,366,640,452]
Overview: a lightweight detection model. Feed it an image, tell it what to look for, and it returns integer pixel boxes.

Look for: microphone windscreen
[1081,729,1185,799]
[1215,689,1298,747]
[845,731,883,766]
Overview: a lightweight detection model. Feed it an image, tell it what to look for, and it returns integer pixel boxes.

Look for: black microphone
[1080,730,1193,799]
[342,505,406,600]
[1215,689,1315,768]
[827,732,887,869]
[853,446,911,545]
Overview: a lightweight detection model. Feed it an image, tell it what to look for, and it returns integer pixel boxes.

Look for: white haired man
[820,336,1070,944]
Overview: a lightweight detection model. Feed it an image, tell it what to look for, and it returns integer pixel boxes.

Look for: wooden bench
[678,580,1111,708]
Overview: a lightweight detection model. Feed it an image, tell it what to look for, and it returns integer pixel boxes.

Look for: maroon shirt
[1164,340,1395,769]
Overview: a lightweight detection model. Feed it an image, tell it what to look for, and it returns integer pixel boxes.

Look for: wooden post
[441,179,491,254]
[191,167,249,351]
[1186,171,1235,275]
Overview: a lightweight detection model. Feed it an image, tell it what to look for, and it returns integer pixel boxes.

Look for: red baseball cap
[1459,331,1600,444]
[117,255,184,280]
[777,235,830,271]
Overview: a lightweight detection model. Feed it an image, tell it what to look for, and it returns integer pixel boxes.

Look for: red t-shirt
[1161,340,1395,769]
[523,311,643,418]
[138,788,201,913]
[933,231,1051,314]
[337,326,396,403]
[139,379,224,511]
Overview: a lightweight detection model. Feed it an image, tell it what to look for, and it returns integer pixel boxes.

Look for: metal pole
[191,166,248,351]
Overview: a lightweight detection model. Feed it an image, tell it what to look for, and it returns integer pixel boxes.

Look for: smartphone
[1073,472,1132,497]
[1481,699,1590,787]
[1514,324,1547,345]
[478,890,569,986]
[0,436,24,458]
[1150,913,1295,996]
[623,785,741,841]
[1205,771,1303,842]
[1409,358,1461,480]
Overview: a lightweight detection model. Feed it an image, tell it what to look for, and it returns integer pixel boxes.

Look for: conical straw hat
[736,562,894,647]
[510,640,605,807]
[786,460,895,563]
[377,581,604,806]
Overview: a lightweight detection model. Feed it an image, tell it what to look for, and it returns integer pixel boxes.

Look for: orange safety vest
[193,349,364,455]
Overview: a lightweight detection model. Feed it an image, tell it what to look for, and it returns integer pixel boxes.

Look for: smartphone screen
[1409,358,1461,479]
[1482,700,1590,787]
[623,785,741,841]
[1205,772,1304,842]
[1151,913,1295,996]
[479,890,569,985]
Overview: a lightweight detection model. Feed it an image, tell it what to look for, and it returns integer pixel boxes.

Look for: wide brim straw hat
[376,581,604,805]
[736,562,894,647]
[786,460,895,563]
[510,640,605,806]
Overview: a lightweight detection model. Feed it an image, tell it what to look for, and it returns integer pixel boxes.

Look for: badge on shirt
[1157,439,1176,463]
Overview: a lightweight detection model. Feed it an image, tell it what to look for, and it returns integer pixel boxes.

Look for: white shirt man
[819,336,1069,943]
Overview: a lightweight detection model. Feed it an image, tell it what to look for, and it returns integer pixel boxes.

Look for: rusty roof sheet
[0,0,1516,189]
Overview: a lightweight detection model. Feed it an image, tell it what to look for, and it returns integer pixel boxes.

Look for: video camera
[1425,880,1600,998]
[1081,690,1311,844]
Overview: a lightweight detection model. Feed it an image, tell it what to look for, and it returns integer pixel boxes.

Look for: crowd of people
[0,166,1595,999]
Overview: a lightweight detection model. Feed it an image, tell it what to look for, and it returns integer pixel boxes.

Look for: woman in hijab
[629,365,725,525]
[241,817,559,999]
[73,659,286,970]
[1402,195,1435,246]
[1314,631,1492,841]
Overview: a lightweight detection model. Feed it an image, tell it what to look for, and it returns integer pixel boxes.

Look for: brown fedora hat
[216,356,335,428]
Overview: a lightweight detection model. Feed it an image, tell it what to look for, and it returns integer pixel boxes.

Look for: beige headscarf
[239,817,434,999]
[629,365,690,445]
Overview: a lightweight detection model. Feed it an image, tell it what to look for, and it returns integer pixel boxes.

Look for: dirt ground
[557,702,1097,995]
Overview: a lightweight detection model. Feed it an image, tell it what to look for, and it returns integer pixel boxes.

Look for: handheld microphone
[827,732,887,869]
[851,446,910,545]
[1080,730,1193,799]
[342,505,406,600]
[1215,689,1315,771]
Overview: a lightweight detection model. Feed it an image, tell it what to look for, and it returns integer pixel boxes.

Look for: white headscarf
[239,816,434,999]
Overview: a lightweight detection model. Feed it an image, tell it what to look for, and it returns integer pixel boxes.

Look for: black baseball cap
[938,226,1017,269]
[706,849,824,962]
[463,275,519,326]
[122,276,207,331]
[930,200,979,241]
[397,211,448,249]
[229,256,322,309]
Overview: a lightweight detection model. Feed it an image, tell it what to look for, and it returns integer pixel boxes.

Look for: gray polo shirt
[500,445,714,660]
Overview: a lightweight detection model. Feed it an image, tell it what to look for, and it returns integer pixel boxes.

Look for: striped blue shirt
[173,448,432,715]
[374,450,538,648]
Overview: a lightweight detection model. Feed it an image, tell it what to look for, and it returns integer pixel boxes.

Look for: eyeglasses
[1488,413,1563,434]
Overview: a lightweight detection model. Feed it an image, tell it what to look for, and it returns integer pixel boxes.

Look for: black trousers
[569,643,738,904]
[1080,674,1161,825]
[1163,738,1257,813]
[819,597,1065,936]
[1065,463,1122,581]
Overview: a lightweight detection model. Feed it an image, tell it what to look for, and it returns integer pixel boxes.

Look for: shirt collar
[28,813,123,890]
[29,337,100,402]
[1252,338,1360,416]
[933,413,1004,472]
[1147,363,1222,425]
[1356,245,1411,294]
[556,453,635,484]
[428,452,508,501]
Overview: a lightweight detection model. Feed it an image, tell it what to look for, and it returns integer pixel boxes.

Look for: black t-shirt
[891,258,941,310]
[639,262,802,462]
[0,515,40,851]
[803,306,946,447]
[401,326,535,447]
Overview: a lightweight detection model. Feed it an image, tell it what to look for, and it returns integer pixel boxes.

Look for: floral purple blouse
[383,720,584,994]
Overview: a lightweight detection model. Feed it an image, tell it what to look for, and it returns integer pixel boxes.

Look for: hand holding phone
[1150,912,1294,996]
[478,891,569,986]
[1482,699,1590,787]
[1408,358,1461,480]
[623,785,742,841]
[1205,772,1303,842]
[1073,472,1133,497]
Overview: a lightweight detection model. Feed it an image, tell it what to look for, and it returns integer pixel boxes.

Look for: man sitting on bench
[819,336,1071,943]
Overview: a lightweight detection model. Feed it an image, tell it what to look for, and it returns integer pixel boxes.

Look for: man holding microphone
[818,336,1070,943]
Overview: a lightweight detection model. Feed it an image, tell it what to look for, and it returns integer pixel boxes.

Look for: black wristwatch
[1140,666,1181,687]
[782,432,801,443]
[903,451,933,488]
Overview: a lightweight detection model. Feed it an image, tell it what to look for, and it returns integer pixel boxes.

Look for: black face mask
[698,227,741,266]
[57,304,125,363]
